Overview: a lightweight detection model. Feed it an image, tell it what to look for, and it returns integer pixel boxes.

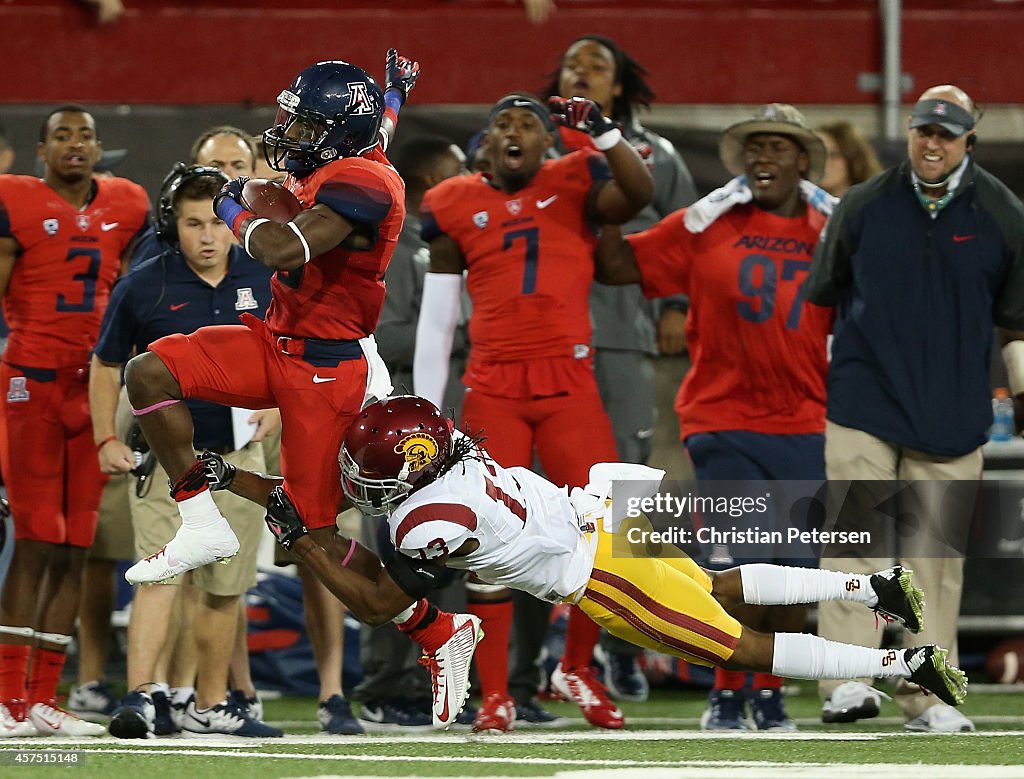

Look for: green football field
[3,688,1023,778]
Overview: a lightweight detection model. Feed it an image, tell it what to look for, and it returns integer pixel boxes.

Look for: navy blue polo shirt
[95,245,274,451]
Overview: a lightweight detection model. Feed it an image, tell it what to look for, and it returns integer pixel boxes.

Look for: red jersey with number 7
[627,204,831,437]
[421,150,610,363]
[0,175,149,368]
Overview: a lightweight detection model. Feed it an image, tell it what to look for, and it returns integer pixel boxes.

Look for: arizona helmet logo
[394,433,439,473]
[347,82,376,115]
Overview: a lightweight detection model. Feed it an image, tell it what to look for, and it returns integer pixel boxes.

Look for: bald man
[805,84,1024,732]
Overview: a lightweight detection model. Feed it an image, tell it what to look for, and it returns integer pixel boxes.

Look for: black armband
[384,553,447,600]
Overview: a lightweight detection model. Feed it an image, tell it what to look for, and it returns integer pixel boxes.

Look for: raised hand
[547,96,617,138]
[385,48,421,105]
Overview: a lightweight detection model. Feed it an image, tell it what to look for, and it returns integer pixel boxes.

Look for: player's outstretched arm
[413,236,465,408]
[379,48,421,152]
[548,96,653,224]
[262,486,417,625]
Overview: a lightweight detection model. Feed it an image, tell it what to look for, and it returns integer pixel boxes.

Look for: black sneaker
[699,689,751,731]
[749,688,796,731]
[151,690,178,736]
[870,566,925,633]
[595,646,649,703]
[359,699,433,730]
[454,701,477,726]
[904,646,968,707]
[514,698,570,728]
[318,694,364,735]
[108,691,155,739]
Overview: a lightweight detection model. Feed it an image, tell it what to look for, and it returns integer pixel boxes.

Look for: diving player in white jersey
[198,395,969,725]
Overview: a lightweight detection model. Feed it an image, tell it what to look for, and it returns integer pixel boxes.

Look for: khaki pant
[130,442,267,596]
[817,420,981,719]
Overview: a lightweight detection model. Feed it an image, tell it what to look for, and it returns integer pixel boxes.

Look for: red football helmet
[340,395,454,515]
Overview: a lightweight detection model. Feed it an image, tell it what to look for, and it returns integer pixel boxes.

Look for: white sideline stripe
[2,750,1022,778]
[2,729,1023,749]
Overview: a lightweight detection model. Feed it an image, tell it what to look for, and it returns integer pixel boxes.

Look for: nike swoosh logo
[101,222,119,231]
[312,374,336,383]
[512,100,534,107]
[191,715,211,728]
[953,234,976,242]
[170,303,189,311]
[536,195,558,209]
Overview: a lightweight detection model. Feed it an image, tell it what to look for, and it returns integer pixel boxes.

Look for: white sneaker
[0,701,36,738]
[418,613,483,730]
[821,681,890,723]
[29,701,106,736]
[125,519,239,584]
[68,681,118,722]
[905,702,976,732]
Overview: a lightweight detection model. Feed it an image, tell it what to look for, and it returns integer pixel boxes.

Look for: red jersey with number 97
[627,204,831,437]
[269,147,405,341]
[0,175,149,368]
[421,150,610,363]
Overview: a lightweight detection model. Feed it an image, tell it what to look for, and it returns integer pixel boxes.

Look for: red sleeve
[626,209,692,298]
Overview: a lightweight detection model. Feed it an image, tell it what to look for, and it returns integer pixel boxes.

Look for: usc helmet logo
[394,433,439,473]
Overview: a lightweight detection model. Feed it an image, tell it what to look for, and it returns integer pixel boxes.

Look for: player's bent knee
[124,352,181,404]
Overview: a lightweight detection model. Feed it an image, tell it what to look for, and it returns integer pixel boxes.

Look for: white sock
[176,490,224,531]
[740,564,878,607]
[171,686,195,706]
[771,632,910,679]
[150,681,170,696]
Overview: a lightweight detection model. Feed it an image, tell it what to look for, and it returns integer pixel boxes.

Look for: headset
[155,162,229,244]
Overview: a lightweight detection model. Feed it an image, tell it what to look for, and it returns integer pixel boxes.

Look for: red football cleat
[550,663,625,730]
[472,692,516,734]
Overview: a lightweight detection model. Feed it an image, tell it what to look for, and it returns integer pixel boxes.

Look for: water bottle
[990,387,1015,442]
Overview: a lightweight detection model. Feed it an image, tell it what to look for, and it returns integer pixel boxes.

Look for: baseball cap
[719,103,826,183]
[909,99,975,137]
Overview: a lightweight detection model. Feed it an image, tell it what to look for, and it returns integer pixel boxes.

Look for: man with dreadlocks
[536,34,698,718]
[198,394,969,732]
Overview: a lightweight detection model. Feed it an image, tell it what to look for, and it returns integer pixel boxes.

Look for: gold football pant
[575,519,742,666]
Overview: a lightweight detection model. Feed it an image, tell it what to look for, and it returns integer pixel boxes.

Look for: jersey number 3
[56,248,101,312]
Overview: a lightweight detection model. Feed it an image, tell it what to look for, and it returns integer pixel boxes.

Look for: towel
[683,175,837,234]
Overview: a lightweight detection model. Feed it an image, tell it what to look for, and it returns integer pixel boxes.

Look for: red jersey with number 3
[270,147,405,340]
[421,151,610,363]
[0,175,149,368]
[627,204,831,437]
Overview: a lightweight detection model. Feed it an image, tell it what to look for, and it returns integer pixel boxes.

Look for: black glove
[212,176,249,224]
[264,486,309,551]
[547,96,621,149]
[384,48,421,105]
[200,450,236,491]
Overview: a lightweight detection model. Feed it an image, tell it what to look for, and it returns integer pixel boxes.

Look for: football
[240,179,302,223]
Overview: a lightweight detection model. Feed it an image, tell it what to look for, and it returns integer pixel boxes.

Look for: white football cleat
[29,701,106,737]
[418,613,483,730]
[0,700,36,738]
[125,519,239,584]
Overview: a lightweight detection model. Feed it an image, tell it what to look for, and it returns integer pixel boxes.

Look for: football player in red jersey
[412,92,652,731]
[119,53,485,733]
[595,104,837,731]
[0,105,150,737]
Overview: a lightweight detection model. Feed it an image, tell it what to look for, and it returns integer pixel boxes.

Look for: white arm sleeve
[413,272,463,408]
